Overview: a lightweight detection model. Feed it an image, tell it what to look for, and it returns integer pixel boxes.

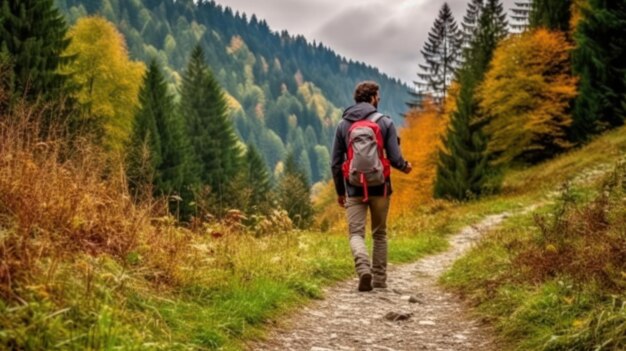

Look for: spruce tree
[180,45,242,212]
[278,151,313,228]
[510,1,532,33]
[126,61,162,199]
[415,3,462,105]
[132,60,194,199]
[470,0,508,74]
[243,143,273,214]
[461,0,484,48]
[571,0,626,141]
[0,0,72,102]
[435,0,508,201]
[530,0,573,31]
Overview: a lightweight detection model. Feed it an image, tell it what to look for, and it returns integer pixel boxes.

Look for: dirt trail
[250,213,511,351]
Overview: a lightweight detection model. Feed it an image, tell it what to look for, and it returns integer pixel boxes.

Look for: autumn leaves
[406,0,624,203]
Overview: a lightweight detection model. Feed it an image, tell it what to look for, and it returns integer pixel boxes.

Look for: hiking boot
[373,281,387,289]
[358,272,373,292]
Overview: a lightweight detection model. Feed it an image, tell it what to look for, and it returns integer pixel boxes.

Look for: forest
[57,0,410,185]
[1,0,626,349]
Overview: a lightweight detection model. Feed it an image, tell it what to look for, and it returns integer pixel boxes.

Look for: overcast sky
[213,0,517,85]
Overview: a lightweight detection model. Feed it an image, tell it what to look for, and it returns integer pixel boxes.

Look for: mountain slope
[55,0,411,183]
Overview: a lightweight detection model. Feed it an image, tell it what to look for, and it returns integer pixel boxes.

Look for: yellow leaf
[62,17,145,153]
[477,29,577,165]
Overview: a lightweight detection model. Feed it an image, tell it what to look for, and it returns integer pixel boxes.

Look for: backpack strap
[367,112,385,123]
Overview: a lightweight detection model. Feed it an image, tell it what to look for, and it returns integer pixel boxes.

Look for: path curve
[250,213,510,351]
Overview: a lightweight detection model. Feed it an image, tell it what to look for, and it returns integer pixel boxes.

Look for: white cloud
[213,0,517,84]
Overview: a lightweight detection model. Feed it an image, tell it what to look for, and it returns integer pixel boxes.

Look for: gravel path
[249,213,510,351]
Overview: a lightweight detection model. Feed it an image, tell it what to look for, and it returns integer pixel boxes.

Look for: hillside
[441,127,626,350]
[4,0,626,350]
[54,0,411,183]
[3,69,626,348]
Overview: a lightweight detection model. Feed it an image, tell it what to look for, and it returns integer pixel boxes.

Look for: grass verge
[442,126,626,350]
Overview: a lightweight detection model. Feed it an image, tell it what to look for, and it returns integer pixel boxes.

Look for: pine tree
[435,0,508,201]
[530,0,573,31]
[180,45,243,212]
[278,151,313,228]
[571,0,626,141]
[127,65,162,200]
[461,0,484,48]
[405,88,424,111]
[127,60,193,201]
[0,0,72,103]
[415,3,463,105]
[510,1,532,33]
[243,143,273,214]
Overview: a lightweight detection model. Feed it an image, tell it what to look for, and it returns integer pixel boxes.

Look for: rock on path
[249,213,510,351]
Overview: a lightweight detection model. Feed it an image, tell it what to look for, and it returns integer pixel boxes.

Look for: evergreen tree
[0,0,72,103]
[243,143,273,214]
[126,61,162,199]
[571,0,626,141]
[435,0,508,201]
[415,3,463,105]
[405,89,425,111]
[180,45,242,211]
[132,60,193,199]
[469,0,509,80]
[298,149,313,185]
[461,0,484,48]
[510,1,533,33]
[278,151,313,228]
[530,0,573,31]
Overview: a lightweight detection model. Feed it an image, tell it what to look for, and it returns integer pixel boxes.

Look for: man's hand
[337,195,346,207]
[402,162,413,174]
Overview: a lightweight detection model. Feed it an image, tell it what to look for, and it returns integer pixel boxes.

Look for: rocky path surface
[250,213,511,351]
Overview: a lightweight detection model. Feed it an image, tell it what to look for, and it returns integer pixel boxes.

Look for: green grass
[0,211,457,350]
[5,125,626,350]
[441,126,626,350]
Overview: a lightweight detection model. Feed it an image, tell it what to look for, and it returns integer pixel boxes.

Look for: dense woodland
[2,0,626,349]
[56,0,410,182]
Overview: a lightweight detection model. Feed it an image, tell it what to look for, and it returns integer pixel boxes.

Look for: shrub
[514,162,626,290]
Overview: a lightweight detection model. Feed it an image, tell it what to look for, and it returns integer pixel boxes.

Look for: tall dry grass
[0,97,157,299]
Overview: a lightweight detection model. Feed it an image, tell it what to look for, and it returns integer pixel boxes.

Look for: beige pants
[345,196,390,283]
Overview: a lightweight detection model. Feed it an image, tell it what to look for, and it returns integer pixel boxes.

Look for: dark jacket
[331,102,408,198]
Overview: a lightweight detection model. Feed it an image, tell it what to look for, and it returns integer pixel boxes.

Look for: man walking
[331,81,412,292]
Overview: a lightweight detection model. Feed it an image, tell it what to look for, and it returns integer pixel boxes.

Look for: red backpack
[342,112,391,202]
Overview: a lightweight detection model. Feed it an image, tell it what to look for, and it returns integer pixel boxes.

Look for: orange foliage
[391,98,448,217]
[477,29,577,165]
[314,96,451,223]
[570,0,588,31]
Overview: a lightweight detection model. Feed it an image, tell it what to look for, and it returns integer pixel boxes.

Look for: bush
[514,162,626,290]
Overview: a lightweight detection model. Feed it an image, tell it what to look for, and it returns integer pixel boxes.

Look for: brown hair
[354,81,379,103]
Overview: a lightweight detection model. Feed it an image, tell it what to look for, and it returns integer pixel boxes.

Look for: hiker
[331,81,412,292]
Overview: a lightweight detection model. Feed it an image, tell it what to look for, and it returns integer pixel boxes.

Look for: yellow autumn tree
[391,97,448,216]
[63,17,145,152]
[477,29,577,165]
